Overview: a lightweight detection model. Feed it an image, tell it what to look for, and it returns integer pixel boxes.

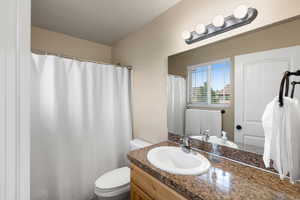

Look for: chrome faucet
[201,129,210,142]
[180,136,191,153]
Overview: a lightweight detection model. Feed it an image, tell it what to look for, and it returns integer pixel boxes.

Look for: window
[187,59,231,106]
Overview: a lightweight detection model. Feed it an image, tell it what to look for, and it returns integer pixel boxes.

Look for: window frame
[187,58,232,108]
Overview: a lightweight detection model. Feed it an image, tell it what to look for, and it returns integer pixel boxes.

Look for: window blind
[188,59,231,105]
[190,66,208,103]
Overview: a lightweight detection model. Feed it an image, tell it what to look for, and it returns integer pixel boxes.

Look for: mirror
[167,17,300,154]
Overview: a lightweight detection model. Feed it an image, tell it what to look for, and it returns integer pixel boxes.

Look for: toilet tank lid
[95,167,130,189]
[130,139,152,150]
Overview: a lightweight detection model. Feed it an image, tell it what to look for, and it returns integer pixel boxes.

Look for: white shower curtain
[167,75,186,136]
[31,54,132,200]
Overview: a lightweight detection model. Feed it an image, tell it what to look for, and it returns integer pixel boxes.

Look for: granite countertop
[128,141,300,200]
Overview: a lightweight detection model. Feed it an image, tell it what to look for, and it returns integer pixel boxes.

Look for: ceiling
[32,0,181,45]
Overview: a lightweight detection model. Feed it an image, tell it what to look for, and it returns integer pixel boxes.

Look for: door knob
[236,125,242,130]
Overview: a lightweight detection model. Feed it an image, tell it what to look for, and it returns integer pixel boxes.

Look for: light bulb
[212,15,225,28]
[182,30,191,40]
[195,24,207,35]
[234,5,248,19]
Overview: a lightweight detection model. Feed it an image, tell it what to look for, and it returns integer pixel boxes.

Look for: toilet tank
[130,139,152,150]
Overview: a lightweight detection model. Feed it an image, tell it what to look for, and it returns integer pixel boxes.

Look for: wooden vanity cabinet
[130,164,186,200]
[131,183,152,200]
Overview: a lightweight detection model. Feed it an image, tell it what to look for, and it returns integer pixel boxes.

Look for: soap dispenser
[221,131,228,143]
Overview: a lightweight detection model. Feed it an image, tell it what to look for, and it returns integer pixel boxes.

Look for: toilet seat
[95,184,130,197]
[95,167,130,197]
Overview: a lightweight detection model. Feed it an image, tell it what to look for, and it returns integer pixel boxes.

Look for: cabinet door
[131,164,186,200]
[131,183,152,200]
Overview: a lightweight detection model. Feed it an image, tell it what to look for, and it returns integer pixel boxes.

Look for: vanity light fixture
[195,24,207,35]
[184,6,258,45]
[182,30,192,40]
[212,15,225,28]
[234,5,249,19]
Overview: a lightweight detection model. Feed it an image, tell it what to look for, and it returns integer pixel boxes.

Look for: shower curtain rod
[31,49,132,70]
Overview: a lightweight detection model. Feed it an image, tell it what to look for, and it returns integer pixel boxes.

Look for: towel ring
[279,70,300,106]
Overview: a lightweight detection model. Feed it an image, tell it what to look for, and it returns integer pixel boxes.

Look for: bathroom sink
[147,146,211,175]
[190,135,239,149]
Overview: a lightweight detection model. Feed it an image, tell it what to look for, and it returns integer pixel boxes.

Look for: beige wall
[112,0,300,143]
[31,26,112,63]
[168,18,300,141]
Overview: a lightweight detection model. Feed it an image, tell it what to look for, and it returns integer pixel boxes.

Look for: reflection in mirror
[167,75,186,136]
[168,17,300,154]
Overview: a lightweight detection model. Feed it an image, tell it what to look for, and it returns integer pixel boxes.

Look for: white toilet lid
[95,167,130,190]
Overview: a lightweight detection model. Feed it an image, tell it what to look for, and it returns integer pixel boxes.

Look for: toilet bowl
[94,139,151,200]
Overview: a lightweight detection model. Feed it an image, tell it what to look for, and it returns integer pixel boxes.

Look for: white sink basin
[190,135,239,149]
[147,146,211,175]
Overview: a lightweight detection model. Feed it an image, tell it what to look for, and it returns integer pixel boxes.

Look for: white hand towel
[285,98,300,183]
[262,97,300,183]
[271,100,289,179]
[262,99,274,168]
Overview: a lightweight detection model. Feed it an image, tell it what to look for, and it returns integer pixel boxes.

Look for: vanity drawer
[131,164,186,200]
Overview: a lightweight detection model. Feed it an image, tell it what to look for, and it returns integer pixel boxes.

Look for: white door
[235,46,300,147]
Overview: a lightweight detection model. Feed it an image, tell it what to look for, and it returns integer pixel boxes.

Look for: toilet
[94,139,152,200]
